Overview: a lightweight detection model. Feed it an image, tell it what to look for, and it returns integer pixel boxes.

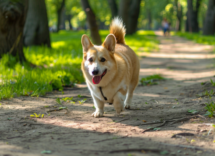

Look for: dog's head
[81,34,117,86]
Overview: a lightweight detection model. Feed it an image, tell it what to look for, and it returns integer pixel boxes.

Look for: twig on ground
[116,118,130,123]
[170,115,199,125]
[134,115,202,133]
[109,148,160,153]
[94,135,128,143]
[161,143,211,152]
[47,109,65,112]
[142,121,167,133]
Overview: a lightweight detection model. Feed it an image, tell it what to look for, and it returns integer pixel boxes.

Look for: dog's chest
[89,82,127,103]
[90,85,115,103]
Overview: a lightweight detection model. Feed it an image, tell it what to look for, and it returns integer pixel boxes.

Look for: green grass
[175,32,215,46]
[140,74,166,86]
[0,30,158,100]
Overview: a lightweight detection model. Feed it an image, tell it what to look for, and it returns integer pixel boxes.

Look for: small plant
[78,98,87,104]
[188,110,198,114]
[70,101,75,104]
[77,94,82,98]
[62,97,73,101]
[211,79,215,86]
[140,74,165,86]
[58,107,67,110]
[30,113,44,118]
[56,98,62,104]
[205,101,215,117]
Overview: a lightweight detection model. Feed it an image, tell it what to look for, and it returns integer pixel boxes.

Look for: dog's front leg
[91,95,104,117]
[113,92,125,115]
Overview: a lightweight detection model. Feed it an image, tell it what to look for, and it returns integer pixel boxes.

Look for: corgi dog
[81,18,140,117]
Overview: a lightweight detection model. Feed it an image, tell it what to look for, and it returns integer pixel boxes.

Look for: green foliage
[140,74,165,86]
[176,32,215,46]
[205,101,215,117]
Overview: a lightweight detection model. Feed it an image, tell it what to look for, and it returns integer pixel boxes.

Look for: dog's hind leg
[124,73,139,109]
[113,92,125,115]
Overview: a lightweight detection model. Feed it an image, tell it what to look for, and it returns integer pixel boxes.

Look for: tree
[174,0,183,31]
[24,0,51,47]
[186,0,202,33]
[0,0,28,63]
[81,0,101,45]
[127,0,141,34]
[203,0,215,35]
[118,0,131,29]
[107,0,118,19]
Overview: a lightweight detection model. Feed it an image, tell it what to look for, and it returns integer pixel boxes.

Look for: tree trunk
[147,8,152,30]
[24,0,51,47]
[0,0,28,63]
[56,0,65,32]
[81,0,101,45]
[127,0,141,35]
[66,14,73,30]
[186,0,202,33]
[175,0,183,31]
[60,6,66,30]
[118,0,132,29]
[107,0,118,19]
[203,0,215,35]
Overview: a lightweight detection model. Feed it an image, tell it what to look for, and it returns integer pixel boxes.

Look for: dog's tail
[109,17,126,45]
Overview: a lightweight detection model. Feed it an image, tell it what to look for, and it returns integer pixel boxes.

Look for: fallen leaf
[191,139,196,143]
[142,120,147,122]
[41,150,52,154]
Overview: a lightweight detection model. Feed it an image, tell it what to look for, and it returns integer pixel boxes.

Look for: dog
[81,18,140,117]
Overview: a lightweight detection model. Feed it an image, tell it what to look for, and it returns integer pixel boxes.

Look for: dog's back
[109,18,140,90]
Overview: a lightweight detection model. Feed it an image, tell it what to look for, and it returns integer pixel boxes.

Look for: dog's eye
[100,58,106,62]
[89,58,93,62]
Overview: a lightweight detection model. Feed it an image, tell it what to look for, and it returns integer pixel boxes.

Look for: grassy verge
[175,32,215,46]
[0,30,158,100]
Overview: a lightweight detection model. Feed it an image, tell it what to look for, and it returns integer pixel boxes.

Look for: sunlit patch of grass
[140,74,166,86]
[0,30,158,100]
[175,32,215,46]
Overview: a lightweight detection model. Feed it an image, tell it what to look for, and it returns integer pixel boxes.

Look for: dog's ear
[81,35,93,52]
[102,34,116,52]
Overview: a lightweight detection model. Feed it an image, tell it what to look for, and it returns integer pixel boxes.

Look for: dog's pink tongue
[92,76,101,84]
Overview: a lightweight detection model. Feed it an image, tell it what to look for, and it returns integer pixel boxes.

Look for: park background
[0,0,214,99]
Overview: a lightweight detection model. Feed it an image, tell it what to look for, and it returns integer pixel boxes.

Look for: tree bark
[186,0,202,33]
[203,0,215,35]
[24,0,51,47]
[107,0,118,19]
[175,0,183,31]
[66,14,73,30]
[147,8,152,30]
[56,0,65,32]
[81,0,101,45]
[0,0,28,63]
[118,0,132,29]
[127,0,141,35]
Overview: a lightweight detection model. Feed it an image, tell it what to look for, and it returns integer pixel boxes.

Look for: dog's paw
[124,104,130,109]
[91,111,103,118]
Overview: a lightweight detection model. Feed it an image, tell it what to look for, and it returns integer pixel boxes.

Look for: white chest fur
[86,80,127,103]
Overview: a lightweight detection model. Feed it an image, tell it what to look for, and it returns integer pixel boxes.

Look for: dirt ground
[1,32,215,156]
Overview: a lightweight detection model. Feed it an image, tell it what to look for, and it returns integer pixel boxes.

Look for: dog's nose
[92,69,99,75]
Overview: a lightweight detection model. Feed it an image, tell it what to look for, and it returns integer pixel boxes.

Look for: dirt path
[1,33,215,156]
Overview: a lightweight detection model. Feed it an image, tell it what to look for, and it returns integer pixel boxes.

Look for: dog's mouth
[92,69,107,84]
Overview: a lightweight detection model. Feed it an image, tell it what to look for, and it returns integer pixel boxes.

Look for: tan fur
[109,18,126,44]
[81,18,140,117]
